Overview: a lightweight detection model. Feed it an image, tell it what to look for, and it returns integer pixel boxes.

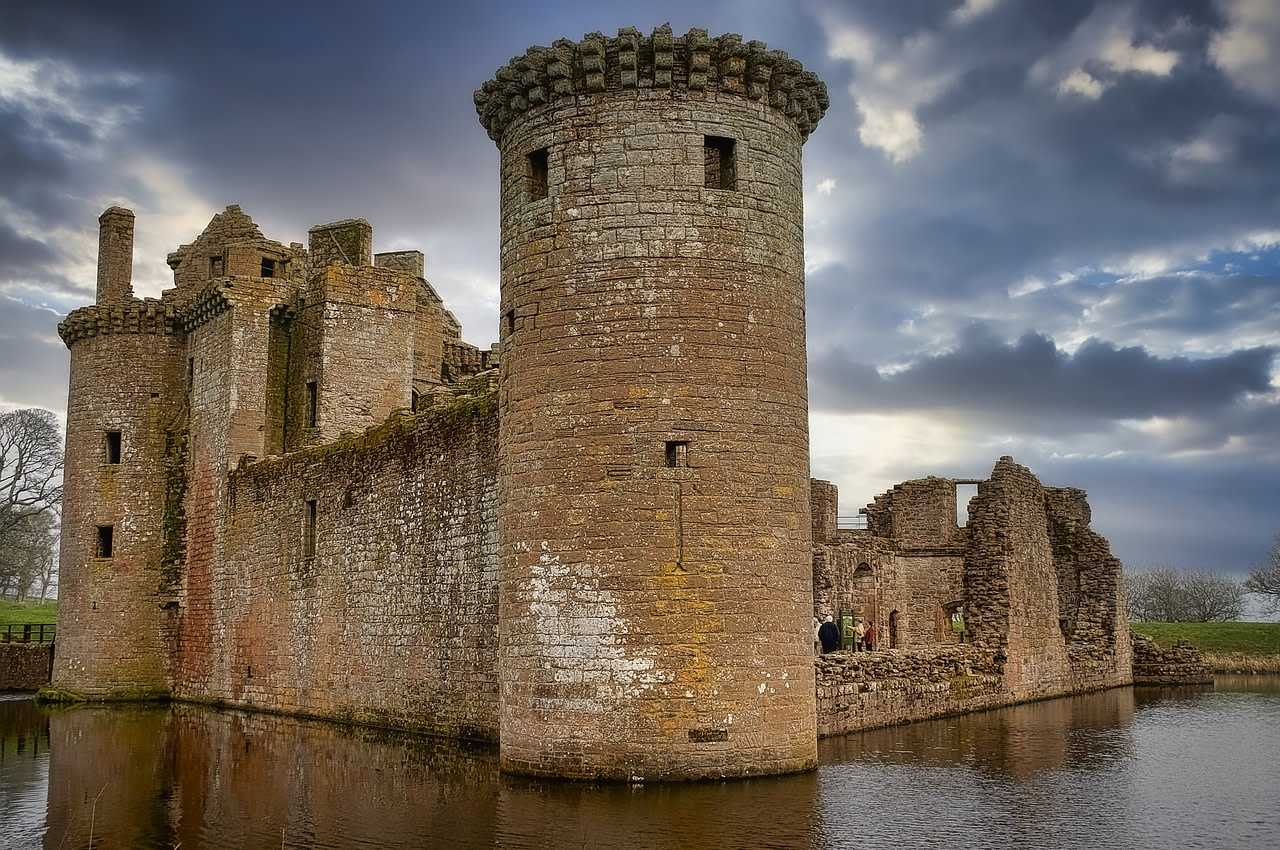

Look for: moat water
[2,677,1278,849]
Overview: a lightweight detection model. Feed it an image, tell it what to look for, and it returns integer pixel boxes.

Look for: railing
[0,623,56,644]
[836,515,868,530]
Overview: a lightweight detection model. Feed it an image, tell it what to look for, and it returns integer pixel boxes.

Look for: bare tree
[1125,566,1245,622]
[1245,533,1280,615]
[0,408,64,539]
[1181,570,1246,622]
[0,511,57,600]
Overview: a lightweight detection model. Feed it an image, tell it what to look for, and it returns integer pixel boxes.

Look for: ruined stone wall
[815,646,1005,737]
[487,27,826,780]
[965,458,1130,699]
[172,396,499,741]
[1131,634,1211,685]
[888,552,966,648]
[53,313,185,696]
[0,643,53,690]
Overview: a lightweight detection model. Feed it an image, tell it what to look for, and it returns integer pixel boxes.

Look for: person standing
[818,615,841,654]
[864,623,876,652]
[854,618,867,651]
[813,616,822,656]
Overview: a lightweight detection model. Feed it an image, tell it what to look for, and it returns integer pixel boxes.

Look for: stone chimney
[96,206,135,304]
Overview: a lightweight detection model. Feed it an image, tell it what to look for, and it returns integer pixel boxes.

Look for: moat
[3,678,1278,849]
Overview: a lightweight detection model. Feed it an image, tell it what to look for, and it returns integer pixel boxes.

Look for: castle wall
[495,80,817,779]
[172,398,499,740]
[815,646,1005,737]
[53,317,184,696]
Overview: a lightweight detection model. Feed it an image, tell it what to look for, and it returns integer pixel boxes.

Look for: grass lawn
[1131,621,1280,656]
[0,599,58,628]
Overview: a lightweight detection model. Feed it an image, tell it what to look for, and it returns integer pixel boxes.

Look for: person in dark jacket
[817,615,841,654]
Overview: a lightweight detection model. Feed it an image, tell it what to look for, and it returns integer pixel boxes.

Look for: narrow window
[261,258,276,278]
[665,440,689,468]
[95,525,114,559]
[104,430,122,464]
[704,136,736,190]
[187,357,195,392]
[210,256,224,277]
[411,389,420,412]
[303,499,317,559]
[505,309,516,337]
[306,381,318,427]
[527,148,549,200]
[956,483,979,527]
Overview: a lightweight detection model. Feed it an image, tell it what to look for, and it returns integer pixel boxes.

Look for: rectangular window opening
[303,500,317,559]
[956,483,979,527]
[104,430,122,464]
[261,258,276,278]
[665,440,689,468]
[411,389,420,413]
[704,136,736,190]
[505,309,516,337]
[187,357,195,393]
[527,148,549,201]
[95,525,114,559]
[306,381,318,428]
[210,256,224,277]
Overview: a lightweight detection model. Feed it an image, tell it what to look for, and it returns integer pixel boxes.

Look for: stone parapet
[475,26,829,142]
[1131,633,1212,685]
[58,299,174,346]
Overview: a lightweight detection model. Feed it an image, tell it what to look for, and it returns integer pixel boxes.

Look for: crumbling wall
[172,394,499,740]
[1131,634,1211,685]
[965,457,1130,700]
[1045,486,1132,688]
[815,646,1004,737]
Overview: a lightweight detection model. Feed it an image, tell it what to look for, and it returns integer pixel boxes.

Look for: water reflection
[1,678,1277,850]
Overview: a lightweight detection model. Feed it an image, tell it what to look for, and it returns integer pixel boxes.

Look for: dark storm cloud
[811,323,1276,423]
[1,0,1278,569]
[0,298,69,411]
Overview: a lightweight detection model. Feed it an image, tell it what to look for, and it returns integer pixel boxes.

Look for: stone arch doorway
[847,562,876,625]
[888,610,899,649]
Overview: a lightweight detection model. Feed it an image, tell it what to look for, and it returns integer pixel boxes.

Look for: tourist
[854,618,867,651]
[818,615,841,654]
[864,624,875,651]
[813,616,821,656]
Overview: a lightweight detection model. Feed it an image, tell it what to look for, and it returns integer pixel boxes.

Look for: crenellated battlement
[474,25,829,143]
[57,299,174,346]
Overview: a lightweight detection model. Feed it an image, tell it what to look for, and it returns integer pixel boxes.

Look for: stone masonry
[51,24,1137,782]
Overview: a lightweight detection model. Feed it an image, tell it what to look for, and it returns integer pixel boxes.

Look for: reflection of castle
[49,25,1130,783]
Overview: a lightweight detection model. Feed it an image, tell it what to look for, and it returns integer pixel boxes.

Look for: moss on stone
[37,685,172,703]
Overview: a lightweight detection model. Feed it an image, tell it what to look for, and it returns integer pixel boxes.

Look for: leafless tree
[0,511,57,600]
[0,408,64,539]
[1126,566,1245,622]
[1245,533,1280,615]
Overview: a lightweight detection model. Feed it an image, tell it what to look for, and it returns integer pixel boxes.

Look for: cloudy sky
[1,0,1277,576]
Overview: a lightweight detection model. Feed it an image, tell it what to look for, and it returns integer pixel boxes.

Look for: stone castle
[50,26,1133,781]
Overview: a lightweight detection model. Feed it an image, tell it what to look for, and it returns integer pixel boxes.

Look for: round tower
[477,27,828,780]
[52,208,182,698]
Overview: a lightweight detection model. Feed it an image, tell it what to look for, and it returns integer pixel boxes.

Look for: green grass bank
[0,599,58,628]
[1131,621,1280,673]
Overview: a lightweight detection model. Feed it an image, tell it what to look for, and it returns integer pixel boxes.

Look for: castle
[50,26,1133,781]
